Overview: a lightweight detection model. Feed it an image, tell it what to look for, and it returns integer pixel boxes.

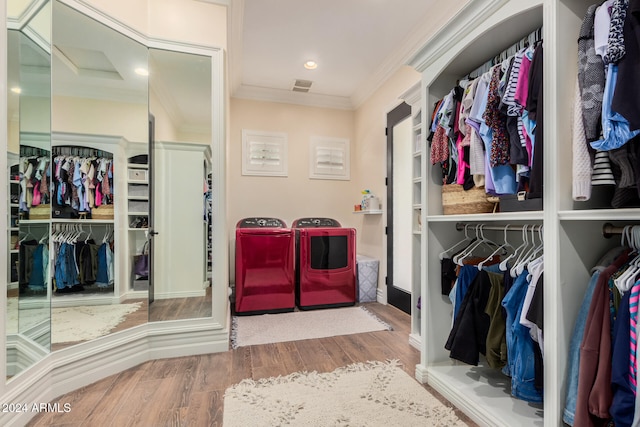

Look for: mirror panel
[6,0,218,382]
[49,0,148,350]
[6,0,52,380]
[148,48,212,322]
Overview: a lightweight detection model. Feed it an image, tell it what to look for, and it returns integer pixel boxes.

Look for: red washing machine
[293,218,356,310]
[235,218,295,315]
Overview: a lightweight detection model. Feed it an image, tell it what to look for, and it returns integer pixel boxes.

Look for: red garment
[430,125,449,165]
[574,250,630,427]
[483,66,510,167]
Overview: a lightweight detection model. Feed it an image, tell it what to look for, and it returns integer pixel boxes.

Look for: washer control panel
[237,217,286,228]
[292,218,341,228]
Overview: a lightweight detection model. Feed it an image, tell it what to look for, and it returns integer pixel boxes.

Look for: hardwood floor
[27,303,477,427]
[52,288,213,351]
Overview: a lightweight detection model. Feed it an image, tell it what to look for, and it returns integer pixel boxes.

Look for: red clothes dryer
[234,218,295,315]
[293,218,356,310]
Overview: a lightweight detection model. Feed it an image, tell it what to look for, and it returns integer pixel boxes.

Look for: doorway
[386,102,412,314]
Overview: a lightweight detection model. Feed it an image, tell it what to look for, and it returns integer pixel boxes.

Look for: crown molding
[407,0,510,72]
[194,0,230,6]
[228,0,244,96]
[234,84,354,110]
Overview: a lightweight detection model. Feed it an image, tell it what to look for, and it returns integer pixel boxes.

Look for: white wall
[150,87,179,142]
[52,96,148,142]
[353,65,421,293]
[228,98,357,280]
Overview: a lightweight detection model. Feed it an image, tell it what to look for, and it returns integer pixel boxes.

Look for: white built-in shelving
[405,0,610,425]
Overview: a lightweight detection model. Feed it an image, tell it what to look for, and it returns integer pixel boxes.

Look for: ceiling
[229,0,447,110]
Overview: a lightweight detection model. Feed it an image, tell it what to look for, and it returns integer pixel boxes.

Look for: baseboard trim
[376,287,387,304]
[408,333,421,350]
[415,363,429,384]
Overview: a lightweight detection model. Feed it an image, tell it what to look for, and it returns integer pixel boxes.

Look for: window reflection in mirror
[148,48,213,322]
[6,0,52,380]
[49,0,148,351]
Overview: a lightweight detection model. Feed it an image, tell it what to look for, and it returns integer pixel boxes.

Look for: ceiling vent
[292,79,312,93]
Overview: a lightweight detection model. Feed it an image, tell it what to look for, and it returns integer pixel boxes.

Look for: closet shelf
[413,177,422,183]
[413,151,422,157]
[127,196,149,201]
[128,211,149,216]
[427,211,543,223]
[353,209,383,215]
[413,123,422,132]
[427,361,542,427]
[17,219,49,225]
[128,227,148,232]
[126,163,148,169]
[558,208,640,222]
[51,218,115,224]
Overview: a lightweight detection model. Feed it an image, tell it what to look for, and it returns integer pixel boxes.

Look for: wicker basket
[91,204,114,220]
[442,185,497,215]
[28,204,50,220]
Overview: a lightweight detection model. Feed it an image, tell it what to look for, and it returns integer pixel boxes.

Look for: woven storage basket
[442,184,497,215]
[91,204,114,220]
[28,204,50,220]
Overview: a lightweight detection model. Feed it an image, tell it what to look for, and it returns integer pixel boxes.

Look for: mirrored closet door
[5,0,218,380]
[6,0,52,379]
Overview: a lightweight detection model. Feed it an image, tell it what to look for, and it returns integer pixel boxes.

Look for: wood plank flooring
[51,287,213,351]
[27,303,477,427]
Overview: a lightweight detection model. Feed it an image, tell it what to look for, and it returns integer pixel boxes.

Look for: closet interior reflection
[6,0,215,379]
[7,0,52,379]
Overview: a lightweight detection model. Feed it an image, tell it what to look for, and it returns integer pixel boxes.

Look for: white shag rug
[223,360,466,427]
[6,297,51,333]
[231,306,392,349]
[52,302,142,344]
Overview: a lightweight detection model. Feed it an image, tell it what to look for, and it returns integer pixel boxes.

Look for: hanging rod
[464,26,542,80]
[601,222,640,238]
[455,222,541,232]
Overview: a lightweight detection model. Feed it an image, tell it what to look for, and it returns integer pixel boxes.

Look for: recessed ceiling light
[10,87,21,94]
[135,67,149,76]
[304,60,318,70]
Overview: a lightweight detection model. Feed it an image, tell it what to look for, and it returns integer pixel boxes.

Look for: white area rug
[6,297,50,334]
[52,302,142,344]
[231,306,392,349]
[223,360,466,427]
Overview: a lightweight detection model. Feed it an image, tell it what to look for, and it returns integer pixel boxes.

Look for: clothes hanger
[453,225,482,265]
[510,225,533,277]
[478,224,514,271]
[455,225,499,266]
[501,225,528,271]
[19,228,35,243]
[615,226,640,293]
[517,225,544,276]
[515,225,541,276]
[439,224,475,260]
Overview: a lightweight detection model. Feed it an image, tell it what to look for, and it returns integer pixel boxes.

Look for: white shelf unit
[353,209,383,215]
[404,0,602,425]
[126,158,150,293]
[8,159,19,291]
[47,133,130,307]
[399,81,424,349]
